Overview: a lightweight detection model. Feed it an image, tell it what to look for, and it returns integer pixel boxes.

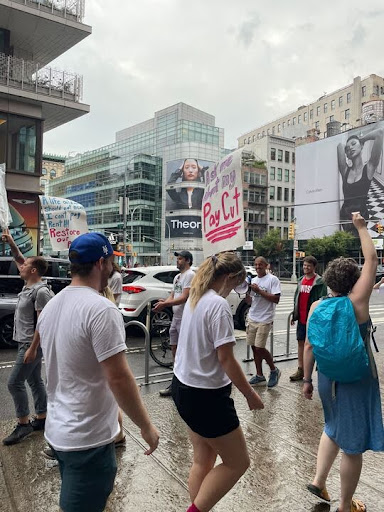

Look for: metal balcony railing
[0,53,83,102]
[10,0,85,23]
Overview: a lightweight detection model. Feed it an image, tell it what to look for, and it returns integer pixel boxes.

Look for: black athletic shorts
[296,321,307,341]
[172,375,240,438]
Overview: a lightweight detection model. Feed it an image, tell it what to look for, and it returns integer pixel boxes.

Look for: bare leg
[297,339,305,368]
[252,346,275,375]
[187,428,217,503]
[312,432,340,489]
[115,409,124,443]
[338,453,363,512]
[192,427,250,512]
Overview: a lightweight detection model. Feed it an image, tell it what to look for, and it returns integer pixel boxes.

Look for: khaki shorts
[246,320,272,348]
[169,317,182,346]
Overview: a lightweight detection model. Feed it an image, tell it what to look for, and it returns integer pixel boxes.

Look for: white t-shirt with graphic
[37,286,127,451]
[172,268,195,320]
[174,289,235,389]
[248,273,281,324]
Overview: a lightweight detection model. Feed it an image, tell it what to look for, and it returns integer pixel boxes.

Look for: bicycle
[149,319,173,368]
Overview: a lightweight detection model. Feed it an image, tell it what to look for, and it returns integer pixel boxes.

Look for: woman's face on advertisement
[182,159,199,181]
[345,138,362,159]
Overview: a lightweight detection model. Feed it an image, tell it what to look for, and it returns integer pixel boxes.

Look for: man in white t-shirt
[153,250,195,397]
[31,233,159,512]
[373,276,384,294]
[247,257,282,388]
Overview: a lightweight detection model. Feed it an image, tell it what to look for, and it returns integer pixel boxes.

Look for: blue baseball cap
[69,233,113,263]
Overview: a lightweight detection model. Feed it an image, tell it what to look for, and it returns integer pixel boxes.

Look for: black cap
[174,250,193,264]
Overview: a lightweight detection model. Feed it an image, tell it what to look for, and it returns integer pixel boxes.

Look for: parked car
[119,265,256,332]
[0,257,71,349]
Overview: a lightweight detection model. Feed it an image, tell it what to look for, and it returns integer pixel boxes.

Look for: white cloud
[43,0,384,155]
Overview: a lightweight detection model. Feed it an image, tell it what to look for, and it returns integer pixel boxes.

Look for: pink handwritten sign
[202,149,245,256]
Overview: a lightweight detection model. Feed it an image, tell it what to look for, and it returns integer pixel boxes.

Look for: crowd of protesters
[1,212,383,512]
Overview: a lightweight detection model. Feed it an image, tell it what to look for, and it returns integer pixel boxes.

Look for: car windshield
[123,271,145,284]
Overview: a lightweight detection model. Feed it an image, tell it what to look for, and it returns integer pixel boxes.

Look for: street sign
[294,240,298,250]
[108,234,116,244]
[242,241,254,251]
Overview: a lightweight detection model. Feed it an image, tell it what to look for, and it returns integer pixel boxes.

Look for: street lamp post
[131,204,150,265]
[156,217,171,265]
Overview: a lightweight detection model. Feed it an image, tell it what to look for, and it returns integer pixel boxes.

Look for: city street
[0,282,383,511]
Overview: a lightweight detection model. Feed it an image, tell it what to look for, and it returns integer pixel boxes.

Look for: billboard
[166,215,202,238]
[296,121,384,239]
[165,158,212,211]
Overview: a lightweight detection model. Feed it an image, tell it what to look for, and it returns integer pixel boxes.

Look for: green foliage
[305,231,356,264]
[253,229,288,260]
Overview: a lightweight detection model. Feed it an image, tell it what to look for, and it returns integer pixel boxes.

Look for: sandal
[306,483,331,503]
[351,498,367,512]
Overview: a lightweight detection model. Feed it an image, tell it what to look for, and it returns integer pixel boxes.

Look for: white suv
[119,265,255,332]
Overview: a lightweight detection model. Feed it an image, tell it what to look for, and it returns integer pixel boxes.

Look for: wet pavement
[0,349,383,512]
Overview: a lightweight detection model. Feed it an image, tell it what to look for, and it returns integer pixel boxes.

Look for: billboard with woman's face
[296,121,384,239]
[165,158,212,211]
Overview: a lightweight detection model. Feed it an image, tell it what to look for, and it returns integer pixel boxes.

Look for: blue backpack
[307,296,370,383]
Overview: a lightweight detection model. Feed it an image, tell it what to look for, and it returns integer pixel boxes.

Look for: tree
[253,229,288,261]
[305,231,356,266]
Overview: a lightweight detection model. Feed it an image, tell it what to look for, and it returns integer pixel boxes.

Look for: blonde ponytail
[189,252,245,309]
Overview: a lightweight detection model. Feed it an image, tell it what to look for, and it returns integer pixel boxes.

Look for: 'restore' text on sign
[40,195,88,251]
[201,149,245,256]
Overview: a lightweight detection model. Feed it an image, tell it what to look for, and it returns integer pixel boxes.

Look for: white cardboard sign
[202,149,245,256]
[40,195,88,251]
[0,163,11,230]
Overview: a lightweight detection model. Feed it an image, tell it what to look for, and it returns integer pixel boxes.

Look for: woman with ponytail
[172,252,264,512]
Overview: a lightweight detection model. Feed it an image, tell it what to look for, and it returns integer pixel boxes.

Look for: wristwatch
[303,378,312,384]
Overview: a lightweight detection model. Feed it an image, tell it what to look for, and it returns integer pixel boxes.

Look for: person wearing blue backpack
[303,213,384,512]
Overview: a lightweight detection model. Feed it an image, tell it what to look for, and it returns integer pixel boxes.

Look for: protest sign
[202,149,245,256]
[0,163,11,230]
[40,196,88,251]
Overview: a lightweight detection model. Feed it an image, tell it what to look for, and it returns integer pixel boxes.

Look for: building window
[345,109,350,120]
[292,169,295,183]
[267,128,270,135]
[252,134,256,142]
[272,126,275,135]
[270,186,275,200]
[270,148,276,160]
[310,109,313,119]
[331,99,335,110]
[40,178,47,186]
[282,122,285,129]
[269,206,274,221]
[287,119,291,126]
[50,169,56,178]
[292,153,295,165]
[317,106,320,116]
[277,149,283,162]
[315,121,320,130]
[284,188,289,201]
[291,207,295,220]
[293,117,296,125]
[244,139,246,145]
[283,227,289,239]
[278,124,281,133]
[381,87,384,95]
[285,151,290,163]
[298,115,301,124]
[375,85,379,95]
[291,189,295,202]
[324,103,328,113]
[284,169,289,182]
[362,86,366,97]
[329,115,334,122]
[42,168,47,175]
[303,112,308,122]
[277,168,282,181]
[270,166,275,180]
[339,96,343,107]
[276,207,282,221]
[248,136,251,143]
[284,207,289,222]
[347,92,351,103]
[277,187,282,200]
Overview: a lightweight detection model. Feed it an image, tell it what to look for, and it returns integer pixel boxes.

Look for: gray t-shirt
[13,282,54,343]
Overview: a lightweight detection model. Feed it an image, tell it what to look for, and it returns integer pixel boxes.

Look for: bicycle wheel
[149,330,173,368]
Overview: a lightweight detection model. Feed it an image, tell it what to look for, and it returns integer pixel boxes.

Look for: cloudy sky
[44,0,384,156]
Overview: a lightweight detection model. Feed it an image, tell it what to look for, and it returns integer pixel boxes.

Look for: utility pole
[289,220,297,283]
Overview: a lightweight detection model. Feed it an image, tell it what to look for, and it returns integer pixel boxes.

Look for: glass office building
[47,103,224,265]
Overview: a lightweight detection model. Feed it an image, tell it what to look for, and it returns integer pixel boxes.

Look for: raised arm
[362,128,384,179]
[337,143,347,179]
[349,213,378,320]
[1,229,25,270]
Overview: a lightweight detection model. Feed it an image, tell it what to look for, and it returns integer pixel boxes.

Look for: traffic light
[377,223,383,235]
[288,222,295,240]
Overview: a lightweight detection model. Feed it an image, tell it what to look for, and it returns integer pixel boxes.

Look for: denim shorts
[53,442,117,512]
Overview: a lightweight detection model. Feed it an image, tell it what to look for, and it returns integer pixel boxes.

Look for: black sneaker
[31,417,46,431]
[159,383,172,397]
[2,423,34,445]
[42,446,55,460]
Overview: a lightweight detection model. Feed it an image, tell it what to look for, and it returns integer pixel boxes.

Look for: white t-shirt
[378,284,384,294]
[248,273,281,324]
[108,271,123,305]
[37,286,127,451]
[172,268,195,320]
[174,289,235,389]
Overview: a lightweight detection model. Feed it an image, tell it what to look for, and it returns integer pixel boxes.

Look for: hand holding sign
[0,164,11,230]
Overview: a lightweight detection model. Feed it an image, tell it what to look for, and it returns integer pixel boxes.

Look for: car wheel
[237,303,250,330]
[0,315,17,349]
[151,308,172,334]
